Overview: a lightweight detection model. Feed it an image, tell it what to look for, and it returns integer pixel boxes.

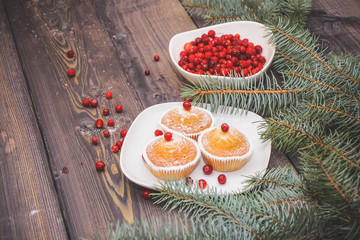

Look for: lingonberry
[116,140,123,148]
[67,68,76,77]
[67,50,74,58]
[142,189,151,199]
[112,145,119,153]
[164,132,172,141]
[183,101,191,111]
[203,164,213,175]
[120,129,128,138]
[144,69,150,75]
[105,91,112,99]
[198,179,207,189]
[95,119,103,128]
[92,137,99,144]
[107,119,115,126]
[95,161,105,171]
[221,123,229,132]
[90,99,98,107]
[185,177,194,186]
[218,174,227,184]
[115,105,123,113]
[154,55,160,61]
[154,129,163,136]
[102,109,110,116]
[82,98,90,107]
[103,130,110,137]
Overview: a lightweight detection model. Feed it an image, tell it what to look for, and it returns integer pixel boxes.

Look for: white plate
[120,102,271,194]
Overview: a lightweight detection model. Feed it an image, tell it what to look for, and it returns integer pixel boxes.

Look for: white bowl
[169,21,275,84]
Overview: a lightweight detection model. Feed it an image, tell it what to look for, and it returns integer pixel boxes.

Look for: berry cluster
[178,30,266,77]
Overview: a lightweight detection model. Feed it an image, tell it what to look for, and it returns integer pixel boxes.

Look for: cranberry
[142,189,151,199]
[154,129,163,136]
[221,123,229,132]
[183,101,191,111]
[105,91,112,99]
[103,130,110,137]
[115,105,123,113]
[208,30,215,38]
[92,137,99,144]
[107,119,115,126]
[116,140,123,148]
[203,164,213,175]
[112,145,119,153]
[95,119,103,128]
[67,68,75,77]
[218,174,227,184]
[144,69,150,75]
[95,161,105,171]
[198,179,207,189]
[154,55,160,61]
[185,177,194,186]
[90,99,98,107]
[120,129,128,138]
[164,132,172,141]
[82,98,90,107]
[67,50,74,58]
[102,109,110,116]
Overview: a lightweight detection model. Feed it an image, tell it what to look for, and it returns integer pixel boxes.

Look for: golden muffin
[198,124,252,172]
[142,133,201,180]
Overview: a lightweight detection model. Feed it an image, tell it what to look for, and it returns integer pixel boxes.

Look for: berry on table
[107,119,115,126]
[164,132,172,141]
[103,130,110,137]
[115,105,123,113]
[218,174,227,184]
[67,50,74,58]
[112,145,119,153]
[95,161,105,171]
[102,109,110,116]
[82,98,90,107]
[154,55,160,61]
[120,129,128,138]
[221,123,229,132]
[105,91,112,99]
[142,189,152,199]
[198,179,207,189]
[183,101,191,111]
[144,69,150,75]
[154,129,163,136]
[116,140,123,148]
[90,99,98,107]
[67,68,76,77]
[185,177,194,186]
[92,137,99,144]
[203,164,213,175]
[95,119,103,128]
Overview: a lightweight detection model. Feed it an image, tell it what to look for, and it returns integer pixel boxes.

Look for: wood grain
[0,2,68,239]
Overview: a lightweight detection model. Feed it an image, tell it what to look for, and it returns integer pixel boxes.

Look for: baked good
[159,102,214,140]
[198,124,252,172]
[142,133,201,180]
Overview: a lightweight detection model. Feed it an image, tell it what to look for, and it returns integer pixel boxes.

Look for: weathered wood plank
[0,1,68,239]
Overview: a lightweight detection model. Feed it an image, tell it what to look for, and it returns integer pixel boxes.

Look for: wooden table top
[0,0,359,239]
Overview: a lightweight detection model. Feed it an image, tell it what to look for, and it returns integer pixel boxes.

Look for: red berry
[198,179,207,189]
[208,30,215,38]
[105,91,112,99]
[67,50,74,58]
[221,123,229,132]
[102,109,110,116]
[116,140,123,148]
[95,161,105,171]
[103,130,110,137]
[112,145,119,153]
[115,105,123,113]
[82,98,90,107]
[107,119,115,126]
[67,68,76,77]
[154,55,160,61]
[203,164,213,175]
[154,129,163,136]
[164,132,172,141]
[95,119,103,128]
[120,129,128,138]
[90,99,98,107]
[142,189,151,199]
[218,174,227,184]
[185,177,194,186]
[183,101,191,111]
[92,137,99,144]
[144,69,150,75]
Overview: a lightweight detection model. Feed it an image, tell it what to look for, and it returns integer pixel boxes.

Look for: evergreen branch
[262,195,312,207]
[308,103,360,122]
[196,88,302,96]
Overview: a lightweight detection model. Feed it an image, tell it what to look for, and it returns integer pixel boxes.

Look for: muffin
[142,133,201,180]
[159,102,214,140]
[198,123,252,172]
